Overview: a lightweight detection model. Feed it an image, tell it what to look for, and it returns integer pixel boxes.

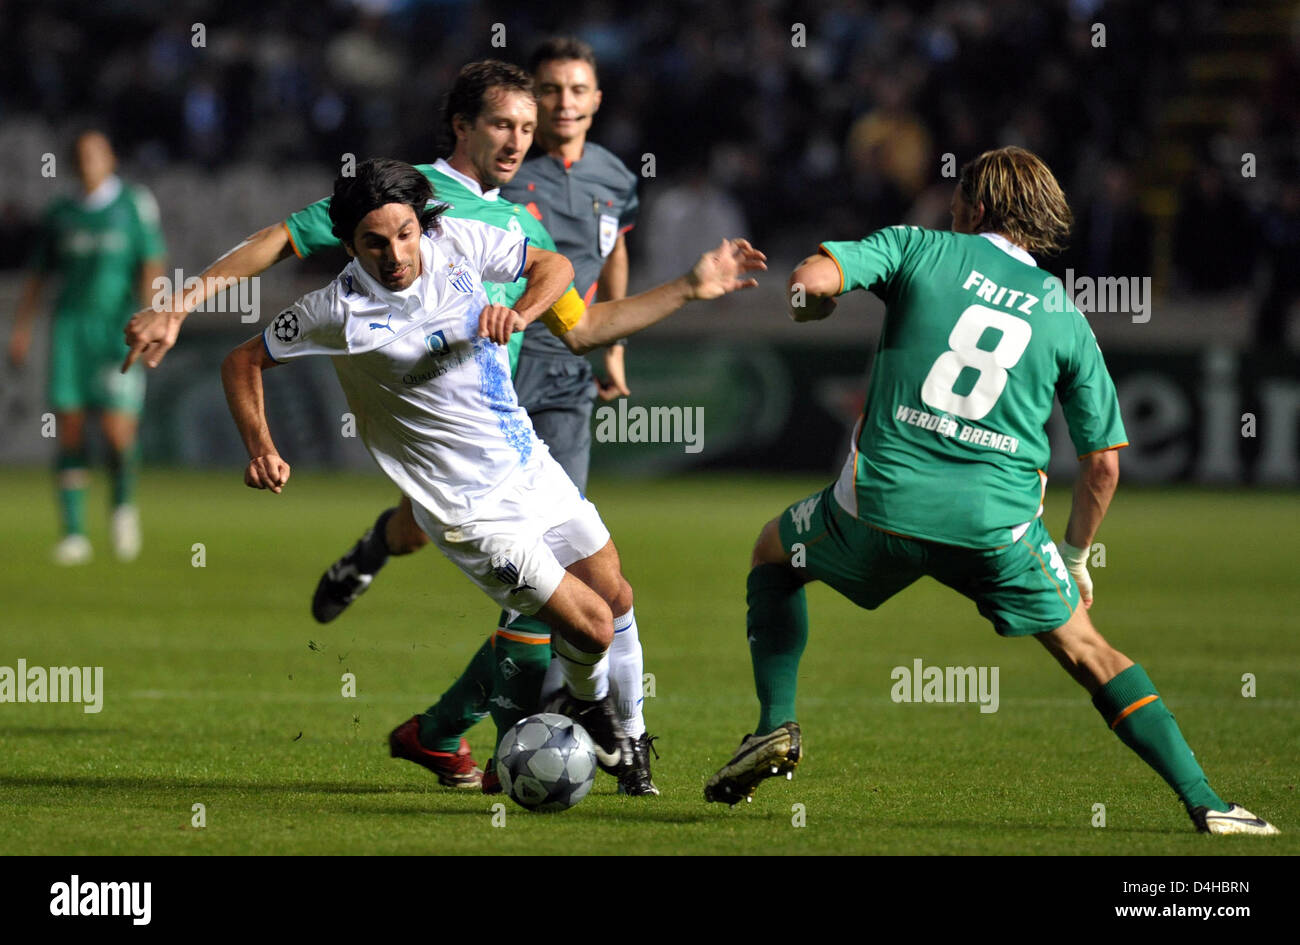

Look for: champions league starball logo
[272,309,299,343]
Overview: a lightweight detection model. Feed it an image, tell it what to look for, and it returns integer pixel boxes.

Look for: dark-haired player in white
[221,157,764,785]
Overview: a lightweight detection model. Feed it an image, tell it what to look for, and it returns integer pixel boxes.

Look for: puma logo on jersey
[789,496,820,535]
[369,311,395,333]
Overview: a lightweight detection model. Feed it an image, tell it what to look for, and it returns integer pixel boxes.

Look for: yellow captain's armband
[540,286,586,337]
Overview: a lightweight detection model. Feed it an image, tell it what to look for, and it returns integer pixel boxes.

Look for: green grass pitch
[0,467,1296,855]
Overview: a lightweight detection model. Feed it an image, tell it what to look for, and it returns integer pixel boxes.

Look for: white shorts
[410,457,611,616]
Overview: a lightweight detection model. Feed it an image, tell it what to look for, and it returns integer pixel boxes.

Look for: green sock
[747,564,808,735]
[108,442,139,507]
[56,450,89,536]
[418,635,494,752]
[1092,664,1226,812]
[488,614,552,753]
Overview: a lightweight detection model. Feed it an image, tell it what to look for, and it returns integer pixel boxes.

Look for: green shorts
[777,484,1079,637]
[49,315,146,414]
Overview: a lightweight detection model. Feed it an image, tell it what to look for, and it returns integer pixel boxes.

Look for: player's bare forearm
[138,258,165,312]
[1064,449,1120,549]
[563,276,693,353]
[12,274,44,328]
[513,246,575,328]
[220,336,280,462]
[788,254,840,322]
[13,274,41,320]
[596,234,629,303]
[563,238,765,354]
[596,235,631,383]
[179,223,294,316]
[7,275,45,367]
[124,222,294,370]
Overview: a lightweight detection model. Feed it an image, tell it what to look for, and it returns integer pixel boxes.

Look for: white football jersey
[263,216,551,526]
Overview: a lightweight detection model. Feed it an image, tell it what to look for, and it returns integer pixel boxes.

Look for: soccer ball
[497,713,597,813]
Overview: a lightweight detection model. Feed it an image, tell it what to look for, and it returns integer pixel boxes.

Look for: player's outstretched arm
[221,334,290,494]
[123,222,296,371]
[787,254,841,322]
[1061,448,1121,608]
[559,238,766,354]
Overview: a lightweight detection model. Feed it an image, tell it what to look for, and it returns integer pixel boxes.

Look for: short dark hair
[528,36,599,84]
[329,158,448,245]
[441,60,534,152]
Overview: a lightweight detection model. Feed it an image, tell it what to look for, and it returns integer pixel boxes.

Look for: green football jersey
[32,179,165,324]
[282,161,567,373]
[821,227,1127,549]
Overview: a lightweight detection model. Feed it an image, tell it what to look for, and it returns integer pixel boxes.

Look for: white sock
[609,608,646,738]
[551,634,609,701]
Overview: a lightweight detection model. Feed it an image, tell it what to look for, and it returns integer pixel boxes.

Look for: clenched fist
[477,304,526,345]
[245,454,291,493]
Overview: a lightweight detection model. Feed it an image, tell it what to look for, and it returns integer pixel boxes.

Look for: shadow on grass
[0,726,130,736]
[338,802,713,823]
[0,774,395,795]
[876,818,1192,837]
[0,773,717,824]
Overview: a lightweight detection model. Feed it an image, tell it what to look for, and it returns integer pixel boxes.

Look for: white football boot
[53,533,93,566]
[1190,803,1280,836]
[111,505,142,561]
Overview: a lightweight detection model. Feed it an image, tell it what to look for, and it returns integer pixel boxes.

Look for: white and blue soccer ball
[497,713,597,813]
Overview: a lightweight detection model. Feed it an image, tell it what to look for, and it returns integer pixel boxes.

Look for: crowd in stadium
[1,0,1297,341]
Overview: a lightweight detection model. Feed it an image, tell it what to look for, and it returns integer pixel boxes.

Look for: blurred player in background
[704,147,1278,837]
[9,130,165,565]
[220,159,762,783]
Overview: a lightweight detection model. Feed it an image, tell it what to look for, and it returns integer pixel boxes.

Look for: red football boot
[388,716,482,789]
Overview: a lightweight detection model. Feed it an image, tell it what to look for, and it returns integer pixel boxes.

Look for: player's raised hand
[686,239,767,301]
[477,304,526,345]
[122,305,182,372]
[245,454,291,494]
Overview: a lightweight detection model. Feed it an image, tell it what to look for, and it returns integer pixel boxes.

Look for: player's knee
[57,415,86,449]
[1041,610,1132,689]
[610,577,633,617]
[386,506,429,555]
[574,596,615,650]
[396,525,430,554]
[751,517,785,569]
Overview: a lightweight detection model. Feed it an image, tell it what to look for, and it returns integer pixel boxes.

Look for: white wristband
[1059,541,1089,568]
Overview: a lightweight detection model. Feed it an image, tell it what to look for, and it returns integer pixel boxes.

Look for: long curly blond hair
[959,147,1073,255]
